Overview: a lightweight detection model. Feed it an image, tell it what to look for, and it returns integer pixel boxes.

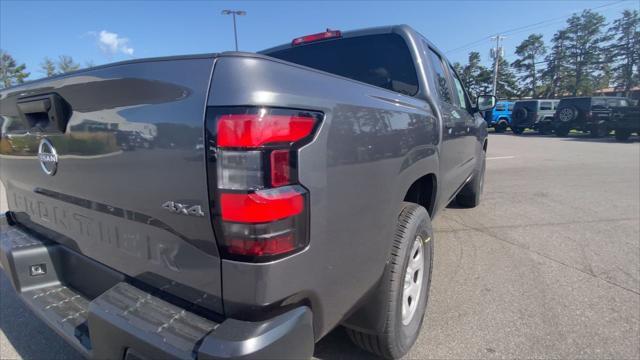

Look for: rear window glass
[495,103,506,111]
[558,98,589,109]
[607,98,630,107]
[591,99,607,106]
[507,103,514,111]
[266,33,419,96]
[516,101,537,110]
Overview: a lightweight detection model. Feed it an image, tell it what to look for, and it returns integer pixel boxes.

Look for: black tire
[456,148,486,208]
[555,125,570,137]
[494,120,508,133]
[346,202,434,359]
[512,127,525,135]
[615,128,631,141]
[589,124,608,138]
[538,126,552,135]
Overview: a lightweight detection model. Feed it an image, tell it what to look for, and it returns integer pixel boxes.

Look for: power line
[444,0,631,55]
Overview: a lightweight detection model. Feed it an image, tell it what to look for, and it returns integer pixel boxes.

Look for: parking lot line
[487,156,515,160]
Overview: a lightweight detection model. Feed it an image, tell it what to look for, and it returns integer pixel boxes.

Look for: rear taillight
[207,107,321,262]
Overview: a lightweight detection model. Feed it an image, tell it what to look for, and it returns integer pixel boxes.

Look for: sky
[1,0,638,81]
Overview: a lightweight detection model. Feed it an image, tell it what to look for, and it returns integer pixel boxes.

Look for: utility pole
[490,35,506,97]
[221,10,246,51]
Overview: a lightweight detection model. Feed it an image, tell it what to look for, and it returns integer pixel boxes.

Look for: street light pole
[221,10,246,51]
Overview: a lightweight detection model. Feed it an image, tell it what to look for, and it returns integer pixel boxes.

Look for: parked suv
[484,100,514,133]
[553,96,633,137]
[611,101,640,140]
[0,25,493,359]
[511,99,559,134]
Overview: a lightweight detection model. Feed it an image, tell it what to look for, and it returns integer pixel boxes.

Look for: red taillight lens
[217,114,316,148]
[292,30,342,46]
[221,187,304,223]
[227,234,295,256]
[207,107,321,262]
[270,149,291,187]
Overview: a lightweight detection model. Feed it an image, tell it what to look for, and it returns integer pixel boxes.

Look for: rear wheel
[494,121,508,133]
[538,126,552,135]
[555,125,570,137]
[589,124,608,138]
[615,129,631,141]
[512,127,525,135]
[346,202,433,359]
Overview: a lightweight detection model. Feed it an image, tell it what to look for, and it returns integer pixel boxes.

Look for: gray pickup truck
[0,25,493,359]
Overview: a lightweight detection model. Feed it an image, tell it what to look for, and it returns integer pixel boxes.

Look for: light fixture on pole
[221,10,246,51]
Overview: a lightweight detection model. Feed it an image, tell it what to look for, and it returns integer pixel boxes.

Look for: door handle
[17,93,71,133]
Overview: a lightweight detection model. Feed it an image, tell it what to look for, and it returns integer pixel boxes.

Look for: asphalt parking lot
[1,133,639,359]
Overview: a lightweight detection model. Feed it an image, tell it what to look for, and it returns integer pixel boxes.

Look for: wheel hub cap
[402,236,424,325]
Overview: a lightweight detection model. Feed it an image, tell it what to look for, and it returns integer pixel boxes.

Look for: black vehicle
[553,96,633,137]
[0,25,493,359]
[611,103,640,140]
[510,99,559,134]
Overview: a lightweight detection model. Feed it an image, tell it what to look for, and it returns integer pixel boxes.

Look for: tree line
[0,53,88,89]
[454,9,638,100]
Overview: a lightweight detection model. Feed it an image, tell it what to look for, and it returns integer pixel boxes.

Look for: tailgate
[0,56,223,313]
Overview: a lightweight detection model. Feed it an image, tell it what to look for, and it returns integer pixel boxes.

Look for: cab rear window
[265,33,419,96]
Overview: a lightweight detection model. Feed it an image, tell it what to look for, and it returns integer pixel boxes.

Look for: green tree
[0,50,30,88]
[542,29,571,98]
[57,55,80,73]
[564,10,610,96]
[512,34,546,98]
[456,51,492,100]
[607,9,640,97]
[40,57,57,77]
[491,57,520,99]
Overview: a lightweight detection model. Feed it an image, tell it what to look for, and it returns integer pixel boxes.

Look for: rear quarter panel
[208,54,439,338]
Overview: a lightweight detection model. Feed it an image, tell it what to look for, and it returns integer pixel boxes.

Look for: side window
[508,103,514,111]
[495,103,506,111]
[540,102,552,111]
[449,65,470,110]
[592,98,607,108]
[607,98,629,107]
[426,48,453,104]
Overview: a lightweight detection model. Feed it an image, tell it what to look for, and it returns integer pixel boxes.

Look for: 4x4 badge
[161,201,205,217]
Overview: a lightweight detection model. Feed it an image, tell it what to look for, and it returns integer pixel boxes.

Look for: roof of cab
[259,24,417,54]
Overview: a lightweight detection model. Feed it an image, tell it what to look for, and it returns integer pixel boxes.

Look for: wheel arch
[402,173,437,217]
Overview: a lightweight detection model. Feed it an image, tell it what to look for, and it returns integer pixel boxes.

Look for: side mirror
[476,94,496,112]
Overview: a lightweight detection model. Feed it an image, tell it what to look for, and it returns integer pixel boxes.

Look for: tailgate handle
[17,93,71,133]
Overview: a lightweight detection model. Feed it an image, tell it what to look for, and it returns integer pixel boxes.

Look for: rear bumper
[0,214,314,360]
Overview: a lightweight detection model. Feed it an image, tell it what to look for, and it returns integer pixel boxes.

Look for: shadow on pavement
[313,326,377,359]
[489,131,640,143]
[560,134,640,143]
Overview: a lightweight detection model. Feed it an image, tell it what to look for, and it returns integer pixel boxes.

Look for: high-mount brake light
[208,107,321,262]
[292,29,342,46]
